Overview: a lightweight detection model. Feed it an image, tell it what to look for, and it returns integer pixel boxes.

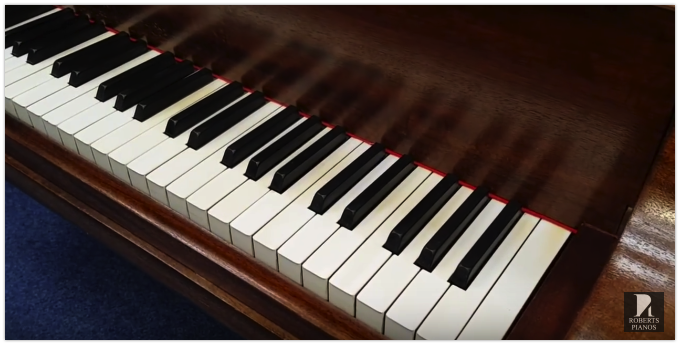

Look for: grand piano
[5,5,675,339]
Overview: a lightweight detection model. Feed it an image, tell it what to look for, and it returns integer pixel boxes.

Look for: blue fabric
[5,181,242,340]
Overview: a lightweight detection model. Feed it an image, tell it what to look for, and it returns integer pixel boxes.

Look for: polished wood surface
[71,5,675,236]
[568,128,675,340]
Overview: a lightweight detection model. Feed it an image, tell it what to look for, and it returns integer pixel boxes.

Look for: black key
[69,39,148,87]
[96,51,175,102]
[337,155,416,230]
[221,106,300,168]
[187,91,268,150]
[383,174,461,255]
[51,32,131,78]
[414,186,491,272]
[12,15,90,56]
[134,68,215,122]
[114,60,195,112]
[245,116,324,181]
[270,126,349,194]
[448,200,523,290]
[6,7,74,48]
[26,21,107,65]
[12,16,91,56]
[164,81,244,138]
[309,143,386,215]
[6,5,55,28]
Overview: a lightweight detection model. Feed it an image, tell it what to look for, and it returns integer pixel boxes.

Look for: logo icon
[624,292,664,332]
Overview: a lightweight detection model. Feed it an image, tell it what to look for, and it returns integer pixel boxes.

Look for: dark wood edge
[657,5,675,10]
[505,223,618,339]
[6,156,286,340]
[5,115,386,340]
[616,114,675,237]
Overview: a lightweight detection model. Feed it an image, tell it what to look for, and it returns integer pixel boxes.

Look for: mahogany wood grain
[568,128,675,340]
[5,115,386,340]
[71,5,675,236]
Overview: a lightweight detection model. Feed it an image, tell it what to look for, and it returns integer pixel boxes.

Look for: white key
[6,66,56,117]
[93,80,225,174]
[230,138,362,255]
[72,107,139,160]
[166,112,307,217]
[5,55,27,72]
[43,89,101,140]
[457,220,570,340]
[126,93,248,193]
[416,213,540,340]
[5,8,61,32]
[4,47,13,60]
[182,117,305,223]
[28,51,158,131]
[354,186,473,333]
[327,174,442,316]
[384,200,505,339]
[107,81,227,182]
[146,101,280,204]
[57,99,117,153]
[75,112,135,161]
[251,143,371,270]
[276,155,399,285]
[207,128,331,244]
[302,167,431,300]
[12,75,69,125]
[5,32,113,86]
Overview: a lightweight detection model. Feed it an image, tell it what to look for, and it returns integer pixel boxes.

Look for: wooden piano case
[5,5,674,339]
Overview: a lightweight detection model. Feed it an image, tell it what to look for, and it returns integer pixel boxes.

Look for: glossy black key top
[245,116,324,181]
[134,68,215,122]
[6,5,55,28]
[164,81,245,138]
[114,60,195,112]
[6,7,74,48]
[69,39,148,87]
[96,52,175,102]
[51,32,131,78]
[448,200,522,290]
[221,106,300,168]
[414,186,491,272]
[26,22,107,65]
[309,143,386,215]
[270,126,349,194]
[12,15,90,56]
[187,91,268,150]
[383,174,460,255]
[337,154,416,230]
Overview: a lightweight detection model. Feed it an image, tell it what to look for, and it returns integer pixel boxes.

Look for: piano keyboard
[5,7,574,340]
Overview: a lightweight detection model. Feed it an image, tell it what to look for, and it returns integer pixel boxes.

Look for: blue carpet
[5,181,242,340]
